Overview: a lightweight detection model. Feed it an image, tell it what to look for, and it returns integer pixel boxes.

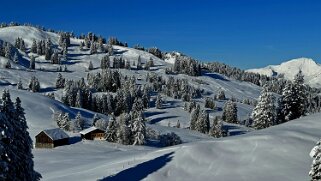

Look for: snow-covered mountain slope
[102,113,321,181]
[0,25,298,180]
[33,111,321,181]
[247,58,321,87]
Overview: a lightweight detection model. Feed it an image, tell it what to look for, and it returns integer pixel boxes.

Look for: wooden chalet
[80,126,105,140]
[35,128,69,148]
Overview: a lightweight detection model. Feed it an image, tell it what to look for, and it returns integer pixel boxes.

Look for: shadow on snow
[98,152,174,181]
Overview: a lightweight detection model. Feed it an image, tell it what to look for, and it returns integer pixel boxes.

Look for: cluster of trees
[14,37,26,52]
[53,111,85,132]
[58,71,151,117]
[222,100,238,124]
[0,41,14,62]
[251,71,308,129]
[108,37,127,47]
[146,73,202,101]
[105,111,146,145]
[80,33,113,55]
[30,39,53,60]
[203,62,274,87]
[172,55,202,76]
[28,76,41,92]
[87,69,122,92]
[100,55,132,70]
[159,132,182,146]
[0,90,41,180]
[147,47,162,59]
[189,102,225,137]
[58,32,71,47]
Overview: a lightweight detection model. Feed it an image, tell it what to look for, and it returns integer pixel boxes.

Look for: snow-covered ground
[0,25,317,180]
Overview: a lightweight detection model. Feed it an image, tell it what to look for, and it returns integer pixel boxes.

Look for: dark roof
[38,128,69,141]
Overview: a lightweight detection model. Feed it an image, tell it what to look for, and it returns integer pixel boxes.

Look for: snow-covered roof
[79,126,104,135]
[40,128,69,141]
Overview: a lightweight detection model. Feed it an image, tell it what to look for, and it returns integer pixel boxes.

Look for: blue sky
[0,0,320,69]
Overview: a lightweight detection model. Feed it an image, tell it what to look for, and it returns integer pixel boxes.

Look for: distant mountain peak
[247,57,321,88]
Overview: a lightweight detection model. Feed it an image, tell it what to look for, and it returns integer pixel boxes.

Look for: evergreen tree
[293,70,307,117]
[0,92,41,180]
[251,85,276,129]
[28,76,40,92]
[55,73,65,89]
[209,116,223,138]
[176,120,181,128]
[13,97,41,180]
[217,90,226,100]
[137,56,142,70]
[131,115,146,145]
[100,55,110,69]
[222,100,238,124]
[31,39,37,53]
[75,112,84,131]
[13,52,18,63]
[29,56,35,69]
[90,42,97,54]
[190,105,200,130]
[310,139,321,180]
[88,61,94,70]
[105,116,118,142]
[75,90,83,108]
[91,114,100,126]
[5,60,11,69]
[60,113,71,131]
[196,110,210,133]
[116,113,132,145]
[0,111,10,180]
[17,79,23,90]
[205,97,216,109]
[50,52,60,64]
[155,94,162,109]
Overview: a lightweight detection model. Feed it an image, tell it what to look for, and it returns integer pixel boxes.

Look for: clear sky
[0,0,320,69]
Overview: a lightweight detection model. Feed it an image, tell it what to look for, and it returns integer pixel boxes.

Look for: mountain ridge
[247,57,321,87]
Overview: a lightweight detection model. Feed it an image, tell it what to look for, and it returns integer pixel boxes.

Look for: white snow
[247,58,321,88]
[79,126,103,135]
[41,128,69,141]
[0,25,318,181]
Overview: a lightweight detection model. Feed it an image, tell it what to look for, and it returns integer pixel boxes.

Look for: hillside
[0,25,317,181]
[247,58,321,88]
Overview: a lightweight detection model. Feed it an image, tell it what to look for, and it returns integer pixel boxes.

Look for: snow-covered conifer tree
[29,56,35,69]
[131,115,146,145]
[155,94,162,109]
[190,105,200,130]
[137,56,142,70]
[209,116,223,138]
[196,110,210,133]
[309,139,321,180]
[88,61,93,70]
[55,73,65,89]
[75,112,84,131]
[105,116,118,143]
[251,85,276,129]
[30,40,37,54]
[75,90,83,108]
[222,100,238,124]
[28,76,40,92]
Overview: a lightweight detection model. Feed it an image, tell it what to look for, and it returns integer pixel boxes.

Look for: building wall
[35,131,69,148]
[82,130,105,140]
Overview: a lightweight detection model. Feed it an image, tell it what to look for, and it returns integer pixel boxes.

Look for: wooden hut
[80,127,105,140]
[35,128,69,148]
